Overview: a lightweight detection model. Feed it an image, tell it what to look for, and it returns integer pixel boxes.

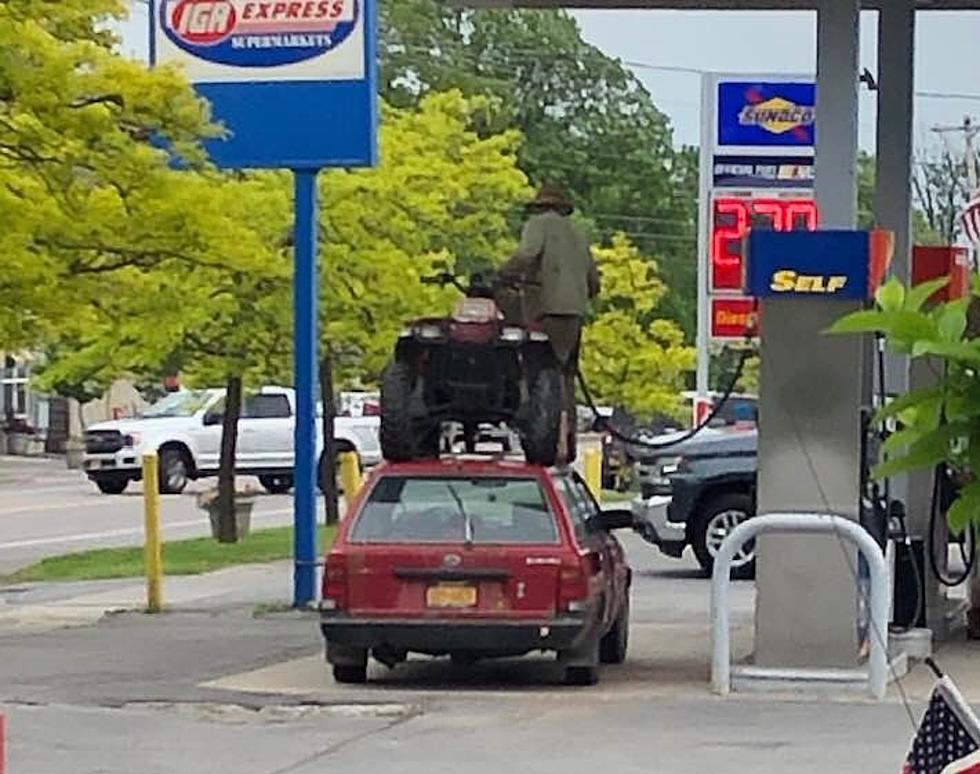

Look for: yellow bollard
[141,453,163,613]
[339,451,363,515]
[583,447,602,504]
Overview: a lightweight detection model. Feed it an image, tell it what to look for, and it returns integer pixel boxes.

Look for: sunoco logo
[161,0,359,68]
[738,89,815,140]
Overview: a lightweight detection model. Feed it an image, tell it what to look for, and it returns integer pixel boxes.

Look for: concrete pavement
[5,454,980,772]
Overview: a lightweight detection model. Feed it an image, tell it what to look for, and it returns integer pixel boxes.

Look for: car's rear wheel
[93,476,128,495]
[520,365,562,467]
[158,447,190,495]
[562,665,599,686]
[690,493,755,580]
[259,474,292,495]
[599,595,630,665]
[380,358,440,461]
[332,664,367,684]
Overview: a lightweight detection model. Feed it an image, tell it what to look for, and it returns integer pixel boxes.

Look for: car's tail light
[558,554,591,613]
[321,553,348,609]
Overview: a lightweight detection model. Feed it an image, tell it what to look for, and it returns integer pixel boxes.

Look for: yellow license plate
[426,584,477,608]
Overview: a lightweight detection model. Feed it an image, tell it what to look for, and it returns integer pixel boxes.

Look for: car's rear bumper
[320,615,590,656]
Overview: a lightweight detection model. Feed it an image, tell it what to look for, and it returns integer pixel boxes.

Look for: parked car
[633,428,757,579]
[82,386,382,495]
[320,459,634,686]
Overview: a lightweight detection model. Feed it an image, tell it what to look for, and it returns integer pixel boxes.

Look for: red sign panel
[711,196,819,291]
[711,297,759,339]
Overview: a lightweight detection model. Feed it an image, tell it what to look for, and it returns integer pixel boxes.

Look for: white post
[695,74,714,399]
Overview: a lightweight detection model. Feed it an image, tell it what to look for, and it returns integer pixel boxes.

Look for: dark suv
[633,428,758,579]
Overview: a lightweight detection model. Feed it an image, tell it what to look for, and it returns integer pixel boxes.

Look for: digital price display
[711,196,819,291]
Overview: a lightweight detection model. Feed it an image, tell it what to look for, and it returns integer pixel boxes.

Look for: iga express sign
[161,1,359,68]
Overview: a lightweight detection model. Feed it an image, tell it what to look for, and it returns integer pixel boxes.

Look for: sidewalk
[0,560,297,635]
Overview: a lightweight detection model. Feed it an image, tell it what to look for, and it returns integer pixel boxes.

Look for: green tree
[318,91,531,385]
[580,235,695,419]
[0,0,220,350]
[378,0,698,336]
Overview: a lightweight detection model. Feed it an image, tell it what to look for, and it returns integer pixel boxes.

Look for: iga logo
[161,0,360,68]
[171,1,237,45]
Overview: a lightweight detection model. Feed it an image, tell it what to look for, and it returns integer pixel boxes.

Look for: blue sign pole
[292,169,320,608]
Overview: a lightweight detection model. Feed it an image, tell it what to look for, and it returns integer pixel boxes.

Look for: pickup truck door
[187,401,224,473]
[238,393,294,470]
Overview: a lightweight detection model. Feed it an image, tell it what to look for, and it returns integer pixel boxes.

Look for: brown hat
[528,184,573,214]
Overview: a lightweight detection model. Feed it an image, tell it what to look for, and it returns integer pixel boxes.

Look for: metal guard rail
[710,513,890,700]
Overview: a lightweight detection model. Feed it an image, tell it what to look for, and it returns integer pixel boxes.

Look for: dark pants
[541,314,582,414]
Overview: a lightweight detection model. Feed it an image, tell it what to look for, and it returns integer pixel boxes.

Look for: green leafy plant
[829,274,980,534]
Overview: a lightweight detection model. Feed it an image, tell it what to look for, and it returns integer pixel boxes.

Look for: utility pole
[932,116,979,189]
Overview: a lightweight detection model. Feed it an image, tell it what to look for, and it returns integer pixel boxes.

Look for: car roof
[369,458,568,480]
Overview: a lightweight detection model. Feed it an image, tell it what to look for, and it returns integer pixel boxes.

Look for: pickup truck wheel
[691,493,755,580]
[93,476,128,495]
[599,595,630,665]
[158,448,190,495]
[259,474,293,495]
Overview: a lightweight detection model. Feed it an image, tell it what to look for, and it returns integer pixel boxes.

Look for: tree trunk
[217,375,243,544]
[319,352,340,526]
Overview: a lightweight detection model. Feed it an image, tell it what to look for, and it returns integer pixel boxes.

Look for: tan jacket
[502,211,600,317]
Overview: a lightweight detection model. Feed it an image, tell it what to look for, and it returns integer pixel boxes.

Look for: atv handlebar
[419,270,539,293]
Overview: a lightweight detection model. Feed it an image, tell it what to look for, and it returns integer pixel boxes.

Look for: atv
[380,271,572,466]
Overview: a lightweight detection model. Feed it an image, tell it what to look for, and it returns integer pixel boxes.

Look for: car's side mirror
[202,411,223,427]
[592,508,635,532]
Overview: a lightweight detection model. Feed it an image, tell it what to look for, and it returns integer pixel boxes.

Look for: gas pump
[889,245,972,636]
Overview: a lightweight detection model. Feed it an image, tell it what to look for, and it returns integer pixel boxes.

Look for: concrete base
[731,653,909,698]
[889,628,933,661]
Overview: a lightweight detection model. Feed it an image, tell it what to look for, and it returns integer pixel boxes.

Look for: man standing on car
[501,185,600,431]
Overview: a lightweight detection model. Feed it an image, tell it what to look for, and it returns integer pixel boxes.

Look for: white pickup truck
[82,386,381,495]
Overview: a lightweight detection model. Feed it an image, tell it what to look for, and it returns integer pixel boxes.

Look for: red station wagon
[320,459,634,686]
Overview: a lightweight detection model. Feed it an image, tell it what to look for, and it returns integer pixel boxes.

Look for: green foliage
[318,91,530,383]
[830,276,980,533]
[580,235,695,419]
[378,0,698,337]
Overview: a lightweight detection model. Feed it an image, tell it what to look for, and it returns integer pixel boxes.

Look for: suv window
[244,394,292,419]
[350,476,558,545]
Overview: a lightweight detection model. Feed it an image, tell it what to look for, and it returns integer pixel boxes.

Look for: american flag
[903,674,980,773]
[960,192,980,246]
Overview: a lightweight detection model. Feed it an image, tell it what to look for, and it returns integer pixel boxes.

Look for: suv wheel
[158,448,190,495]
[690,493,755,580]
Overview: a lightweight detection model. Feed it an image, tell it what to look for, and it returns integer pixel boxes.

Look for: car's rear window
[349,476,558,545]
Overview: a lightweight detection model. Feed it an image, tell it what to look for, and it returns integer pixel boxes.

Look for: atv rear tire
[380,359,439,461]
[520,366,563,467]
